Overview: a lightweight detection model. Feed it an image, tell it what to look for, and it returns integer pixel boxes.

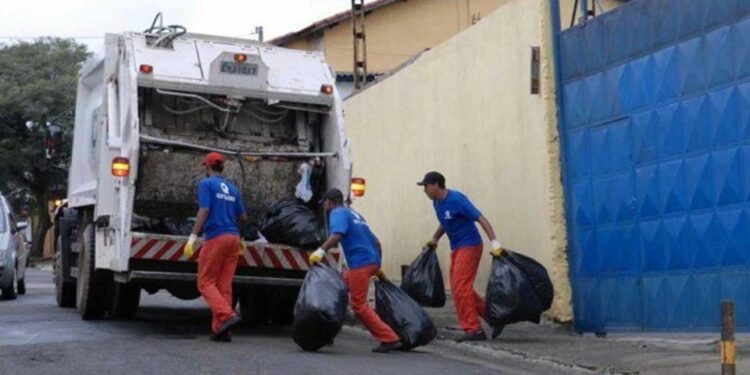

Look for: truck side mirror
[44,123,63,159]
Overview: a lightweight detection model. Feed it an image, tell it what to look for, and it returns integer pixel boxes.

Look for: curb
[341,323,610,374]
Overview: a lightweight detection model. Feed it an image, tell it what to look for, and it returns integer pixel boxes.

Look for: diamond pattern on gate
[561,0,750,332]
[720,209,750,267]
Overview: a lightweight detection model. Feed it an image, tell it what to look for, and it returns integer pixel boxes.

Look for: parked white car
[0,193,28,299]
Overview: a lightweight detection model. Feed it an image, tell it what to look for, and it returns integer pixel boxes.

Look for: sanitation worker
[309,188,405,353]
[418,171,504,342]
[184,152,247,342]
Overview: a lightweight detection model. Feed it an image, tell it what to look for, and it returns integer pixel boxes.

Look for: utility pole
[351,0,367,89]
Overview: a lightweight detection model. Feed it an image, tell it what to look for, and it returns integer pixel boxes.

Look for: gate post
[721,300,736,375]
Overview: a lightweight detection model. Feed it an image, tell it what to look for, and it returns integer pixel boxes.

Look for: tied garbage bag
[375,279,437,350]
[259,201,325,248]
[292,265,349,351]
[485,250,553,339]
[401,247,446,307]
[507,251,554,312]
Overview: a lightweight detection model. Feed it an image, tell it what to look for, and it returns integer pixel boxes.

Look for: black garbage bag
[241,223,261,242]
[260,200,325,248]
[375,279,437,350]
[162,217,193,236]
[292,265,349,351]
[485,250,552,338]
[401,248,446,307]
[506,251,554,311]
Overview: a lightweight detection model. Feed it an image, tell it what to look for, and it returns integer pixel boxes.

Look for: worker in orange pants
[185,152,247,342]
[309,188,404,353]
[419,171,504,342]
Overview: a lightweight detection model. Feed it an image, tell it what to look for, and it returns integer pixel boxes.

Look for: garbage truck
[53,17,355,322]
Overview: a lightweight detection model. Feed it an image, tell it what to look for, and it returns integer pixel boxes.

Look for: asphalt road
[0,267,582,375]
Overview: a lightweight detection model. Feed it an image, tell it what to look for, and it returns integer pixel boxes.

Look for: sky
[0,0,365,54]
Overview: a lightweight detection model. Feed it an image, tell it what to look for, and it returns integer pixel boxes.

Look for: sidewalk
[361,288,747,374]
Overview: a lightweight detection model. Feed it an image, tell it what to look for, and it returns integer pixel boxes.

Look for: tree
[0,38,89,257]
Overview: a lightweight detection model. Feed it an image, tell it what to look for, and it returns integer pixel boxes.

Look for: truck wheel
[110,282,140,320]
[270,287,299,326]
[17,278,25,295]
[239,288,270,325]
[76,224,110,320]
[1,269,17,300]
[55,241,76,307]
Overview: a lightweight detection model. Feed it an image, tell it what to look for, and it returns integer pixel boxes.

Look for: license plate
[220,61,258,76]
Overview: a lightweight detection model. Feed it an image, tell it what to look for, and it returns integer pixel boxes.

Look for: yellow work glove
[184,234,197,258]
[309,248,326,265]
[490,239,504,257]
[239,240,247,255]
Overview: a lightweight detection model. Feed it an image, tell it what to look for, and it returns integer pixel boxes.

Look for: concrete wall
[343,0,572,321]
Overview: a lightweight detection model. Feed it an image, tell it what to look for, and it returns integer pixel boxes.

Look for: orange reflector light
[321,84,334,95]
[112,157,130,177]
[139,64,153,74]
[351,177,366,197]
[234,53,247,63]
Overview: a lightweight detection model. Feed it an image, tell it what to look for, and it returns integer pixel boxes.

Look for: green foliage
[0,38,89,256]
[0,38,89,208]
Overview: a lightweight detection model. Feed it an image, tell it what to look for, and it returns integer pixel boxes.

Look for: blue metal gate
[558,0,750,331]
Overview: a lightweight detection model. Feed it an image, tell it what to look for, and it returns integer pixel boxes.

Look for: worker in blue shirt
[418,171,504,342]
[309,188,404,353]
[184,152,247,342]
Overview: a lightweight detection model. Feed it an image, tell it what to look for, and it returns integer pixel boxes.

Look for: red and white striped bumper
[130,233,340,271]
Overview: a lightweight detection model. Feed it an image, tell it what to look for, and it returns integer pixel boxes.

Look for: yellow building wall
[312,0,511,73]
[344,0,573,321]
[282,38,315,52]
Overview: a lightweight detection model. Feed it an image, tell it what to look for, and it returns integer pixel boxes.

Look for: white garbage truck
[53,18,356,322]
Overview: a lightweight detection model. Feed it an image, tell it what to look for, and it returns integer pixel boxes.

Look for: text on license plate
[220,61,258,76]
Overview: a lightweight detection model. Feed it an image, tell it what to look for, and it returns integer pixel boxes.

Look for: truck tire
[239,288,270,325]
[17,278,25,295]
[76,224,110,320]
[110,282,141,320]
[1,269,17,300]
[55,242,76,308]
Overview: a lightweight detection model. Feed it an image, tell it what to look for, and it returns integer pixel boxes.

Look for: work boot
[372,341,405,353]
[455,330,487,343]
[216,315,241,337]
[210,331,231,343]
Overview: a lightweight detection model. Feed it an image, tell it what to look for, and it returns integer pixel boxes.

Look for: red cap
[204,152,225,167]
